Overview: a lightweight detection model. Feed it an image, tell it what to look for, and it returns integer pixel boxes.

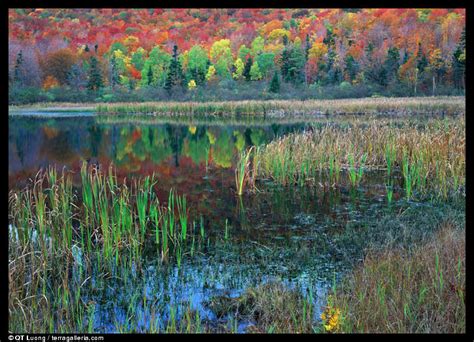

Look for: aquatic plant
[347,152,367,188]
[235,146,256,196]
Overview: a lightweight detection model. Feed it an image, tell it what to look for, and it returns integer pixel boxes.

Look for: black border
[3,1,471,340]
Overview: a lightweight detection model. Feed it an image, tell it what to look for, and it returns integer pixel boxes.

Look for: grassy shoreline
[8,97,465,118]
[96,97,465,117]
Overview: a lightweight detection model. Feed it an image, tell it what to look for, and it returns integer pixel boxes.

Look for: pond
[8,113,443,332]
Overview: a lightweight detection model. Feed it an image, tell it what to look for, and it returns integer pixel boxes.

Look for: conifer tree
[87,56,103,91]
[243,56,253,81]
[269,71,280,93]
[13,50,24,86]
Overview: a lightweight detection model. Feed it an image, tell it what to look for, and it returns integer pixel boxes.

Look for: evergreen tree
[289,44,306,84]
[344,55,359,82]
[452,27,465,90]
[416,43,428,73]
[87,56,103,91]
[250,61,263,81]
[281,46,291,82]
[67,63,87,89]
[243,56,253,81]
[269,71,280,93]
[13,50,24,86]
[165,45,186,94]
[147,65,153,86]
[304,34,311,85]
[383,47,400,85]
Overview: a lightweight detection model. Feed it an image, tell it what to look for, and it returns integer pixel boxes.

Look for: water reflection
[9,116,310,189]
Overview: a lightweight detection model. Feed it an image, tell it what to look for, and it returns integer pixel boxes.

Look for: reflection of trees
[250,128,266,147]
[233,130,245,152]
[210,128,234,168]
[115,127,134,164]
[184,126,210,165]
[42,129,75,162]
[149,127,173,165]
[88,125,103,157]
[114,125,174,167]
[165,124,186,167]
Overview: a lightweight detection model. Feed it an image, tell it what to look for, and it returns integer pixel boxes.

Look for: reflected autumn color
[9,116,311,223]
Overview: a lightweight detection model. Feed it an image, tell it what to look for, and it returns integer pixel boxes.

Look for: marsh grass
[254,116,464,200]
[332,222,465,333]
[96,97,464,117]
[8,163,207,332]
[206,282,314,333]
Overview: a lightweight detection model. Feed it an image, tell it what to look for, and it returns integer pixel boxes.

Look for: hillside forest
[9,8,466,103]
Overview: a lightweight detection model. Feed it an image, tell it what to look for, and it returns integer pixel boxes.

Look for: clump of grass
[206,282,314,333]
[332,222,465,333]
[347,152,367,188]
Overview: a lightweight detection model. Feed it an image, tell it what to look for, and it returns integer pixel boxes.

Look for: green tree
[131,47,146,71]
[210,39,233,79]
[109,42,127,55]
[238,44,251,61]
[165,45,185,94]
[109,54,120,89]
[13,50,24,86]
[187,45,209,85]
[256,52,275,79]
[344,55,359,83]
[233,58,245,80]
[251,36,265,57]
[269,71,280,93]
[281,45,291,82]
[87,56,103,91]
[146,65,153,86]
[140,46,171,87]
[250,61,263,80]
[243,56,253,81]
[383,47,400,85]
[452,27,465,90]
[289,44,306,84]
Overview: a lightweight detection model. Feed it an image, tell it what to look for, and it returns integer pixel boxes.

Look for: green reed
[402,150,418,201]
[347,152,367,188]
[235,146,255,195]
[176,193,188,241]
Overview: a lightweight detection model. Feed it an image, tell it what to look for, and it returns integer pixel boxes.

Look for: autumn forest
[9,8,466,103]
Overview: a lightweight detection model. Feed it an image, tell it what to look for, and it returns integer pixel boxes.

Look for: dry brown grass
[95,97,465,116]
[332,222,465,333]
